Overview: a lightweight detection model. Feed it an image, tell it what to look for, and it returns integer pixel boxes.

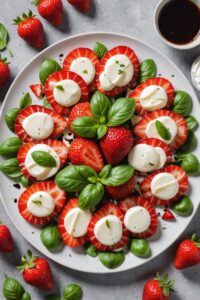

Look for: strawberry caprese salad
[0,42,199,269]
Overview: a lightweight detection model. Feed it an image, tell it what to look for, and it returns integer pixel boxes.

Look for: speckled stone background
[0,0,200,299]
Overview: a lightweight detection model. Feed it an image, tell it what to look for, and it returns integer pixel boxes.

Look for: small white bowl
[154,0,200,50]
[191,56,200,91]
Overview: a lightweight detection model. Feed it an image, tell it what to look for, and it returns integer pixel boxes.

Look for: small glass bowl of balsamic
[154,0,200,49]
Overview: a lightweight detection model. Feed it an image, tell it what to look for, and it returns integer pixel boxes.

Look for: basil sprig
[55,164,134,210]
[155,120,171,141]
[138,59,157,83]
[0,23,13,57]
[31,151,57,167]
[71,92,135,139]
[93,42,108,59]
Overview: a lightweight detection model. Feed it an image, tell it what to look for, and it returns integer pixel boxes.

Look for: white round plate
[0,32,200,274]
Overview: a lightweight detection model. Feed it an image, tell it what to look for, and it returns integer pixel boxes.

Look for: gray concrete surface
[0,0,200,299]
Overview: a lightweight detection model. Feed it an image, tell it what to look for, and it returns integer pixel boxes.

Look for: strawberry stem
[154,273,175,297]
[17,249,37,273]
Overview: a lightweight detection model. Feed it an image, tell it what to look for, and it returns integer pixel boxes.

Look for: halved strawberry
[68,102,92,132]
[96,46,139,97]
[137,138,173,164]
[58,198,88,247]
[18,181,66,225]
[88,202,129,251]
[14,105,67,142]
[140,165,189,206]
[129,77,174,116]
[69,137,104,172]
[17,139,68,180]
[106,176,135,200]
[119,196,158,238]
[63,48,99,91]
[30,84,43,98]
[44,70,88,115]
[133,109,188,150]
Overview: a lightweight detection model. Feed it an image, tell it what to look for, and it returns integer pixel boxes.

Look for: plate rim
[0,31,199,274]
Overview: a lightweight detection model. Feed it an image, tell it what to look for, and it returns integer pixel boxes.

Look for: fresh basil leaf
[101,165,134,186]
[79,182,104,210]
[155,120,171,141]
[5,108,20,132]
[129,239,150,257]
[91,91,111,120]
[171,196,193,216]
[178,130,197,153]
[0,158,22,178]
[19,93,32,109]
[20,176,31,188]
[43,97,52,109]
[39,58,61,85]
[93,42,108,59]
[21,292,31,300]
[55,165,97,192]
[138,59,157,83]
[178,153,200,174]
[0,137,23,158]
[99,251,125,269]
[3,276,25,300]
[172,91,192,116]
[31,151,57,167]
[0,23,8,50]
[107,98,135,126]
[97,125,108,139]
[185,115,198,131]
[63,283,83,300]
[55,84,64,91]
[84,243,98,257]
[99,164,112,179]
[71,116,99,138]
[41,222,63,251]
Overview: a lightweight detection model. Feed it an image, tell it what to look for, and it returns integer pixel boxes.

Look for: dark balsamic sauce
[158,0,200,45]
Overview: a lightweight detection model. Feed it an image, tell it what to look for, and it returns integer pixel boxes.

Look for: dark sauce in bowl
[158,0,200,45]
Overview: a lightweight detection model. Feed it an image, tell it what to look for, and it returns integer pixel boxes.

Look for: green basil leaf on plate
[3,276,25,300]
[43,97,52,109]
[129,239,150,257]
[21,292,31,300]
[0,23,7,50]
[41,222,63,251]
[19,93,32,109]
[78,182,104,210]
[185,115,198,131]
[97,124,108,139]
[84,243,98,257]
[5,107,20,132]
[172,91,192,116]
[20,176,31,188]
[93,42,108,59]
[0,137,23,158]
[101,165,134,186]
[107,98,135,126]
[39,58,61,85]
[90,91,111,120]
[171,196,193,216]
[138,59,157,83]
[0,158,22,178]
[62,283,83,300]
[178,153,200,174]
[155,120,171,141]
[55,165,97,192]
[71,116,99,138]
[99,164,112,179]
[31,151,57,167]
[99,251,125,269]
[178,130,197,153]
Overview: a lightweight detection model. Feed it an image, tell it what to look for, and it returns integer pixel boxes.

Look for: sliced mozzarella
[151,172,179,200]
[25,144,60,180]
[128,144,167,172]
[64,207,92,238]
[53,80,81,107]
[27,191,55,217]
[131,115,142,126]
[146,116,177,144]
[99,71,115,91]
[70,57,95,85]
[94,215,122,246]
[124,206,151,233]
[22,112,54,140]
[140,85,168,111]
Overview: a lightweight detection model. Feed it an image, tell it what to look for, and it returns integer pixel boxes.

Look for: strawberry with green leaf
[33,0,63,27]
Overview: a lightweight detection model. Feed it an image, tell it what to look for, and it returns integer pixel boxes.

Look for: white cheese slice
[124,206,151,233]
[27,191,55,217]
[70,57,95,85]
[140,85,168,111]
[53,79,81,107]
[151,172,179,200]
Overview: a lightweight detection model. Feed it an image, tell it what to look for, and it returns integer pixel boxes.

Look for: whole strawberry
[0,223,14,252]
[67,0,91,12]
[174,233,200,269]
[0,56,10,88]
[17,250,54,290]
[106,176,135,199]
[13,10,44,49]
[100,126,134,165]
[33,0,63,27]
[142,273,175,300]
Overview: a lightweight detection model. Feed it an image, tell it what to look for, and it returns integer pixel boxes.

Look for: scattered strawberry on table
[67,0,91,12]
[33,0,63,27]
[0,56,10,87]
[0,223,14,252]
